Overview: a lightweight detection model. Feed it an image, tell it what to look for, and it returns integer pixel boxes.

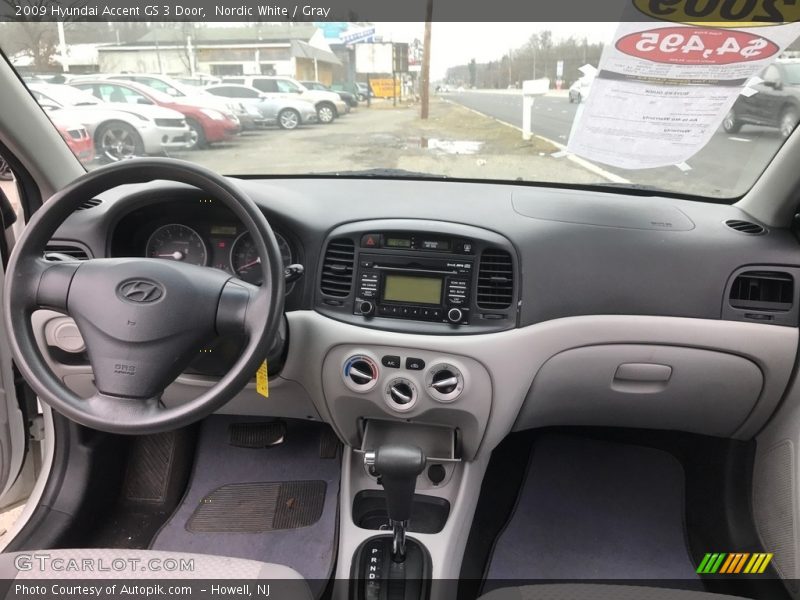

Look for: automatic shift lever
[364,444,426,562]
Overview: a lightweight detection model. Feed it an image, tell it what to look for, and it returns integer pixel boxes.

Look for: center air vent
[477,248,514,309]
[45,242,90,261]
[725,219,766,235]
[320,238,355,297]
[730,271,793,311]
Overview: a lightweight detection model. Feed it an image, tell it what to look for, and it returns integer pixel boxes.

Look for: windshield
[3,20,800,199]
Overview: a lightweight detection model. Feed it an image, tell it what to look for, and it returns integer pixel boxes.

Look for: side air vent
[730,271,793,311]
[320,238,355,297]
[725,219,766,235]
[477,248,514,309]
[45,242,90,261]
[76,198,102,211]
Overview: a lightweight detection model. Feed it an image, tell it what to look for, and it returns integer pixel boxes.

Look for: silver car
[205,84,318,130]
[28,83,191,161]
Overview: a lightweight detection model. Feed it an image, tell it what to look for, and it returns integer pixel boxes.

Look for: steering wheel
[3,158,285,434]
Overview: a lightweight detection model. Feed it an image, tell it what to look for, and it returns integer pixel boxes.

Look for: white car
[569,77,594,103]
[96,74,249,122]
[28,83,191,161]
[221,75,349,124]
[205,84,318,130]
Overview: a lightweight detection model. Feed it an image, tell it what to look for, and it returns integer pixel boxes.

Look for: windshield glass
[2,20,800,199]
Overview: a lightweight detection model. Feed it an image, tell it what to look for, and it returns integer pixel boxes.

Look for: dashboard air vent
[320,238,355,297]
[725,219,765,235]
[45,242,90,261]
[730,271,793,311]
[76,198,102,211]
[477,248,514,309]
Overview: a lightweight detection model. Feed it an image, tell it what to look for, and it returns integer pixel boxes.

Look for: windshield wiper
[320,168,447,179]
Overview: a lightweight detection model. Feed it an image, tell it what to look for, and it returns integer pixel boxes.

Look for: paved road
[444,90,785,198]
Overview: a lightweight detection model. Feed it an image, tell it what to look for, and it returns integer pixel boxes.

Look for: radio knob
[359,300,375,317]
[447,307,463,324]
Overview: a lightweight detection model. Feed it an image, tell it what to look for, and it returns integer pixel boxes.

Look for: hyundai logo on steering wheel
[117,279,164,303]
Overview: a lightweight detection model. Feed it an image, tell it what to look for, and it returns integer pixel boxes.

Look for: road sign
[355,43,394,74]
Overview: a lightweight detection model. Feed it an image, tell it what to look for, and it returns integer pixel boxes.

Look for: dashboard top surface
[47,176,800,329]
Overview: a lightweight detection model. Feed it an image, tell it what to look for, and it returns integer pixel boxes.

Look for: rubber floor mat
[187,480,326,532]
[485,433,698,583]
[227,421,286,448]
[151,416,339,594]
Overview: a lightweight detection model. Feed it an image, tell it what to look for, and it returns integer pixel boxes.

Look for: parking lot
[144,98,609,185]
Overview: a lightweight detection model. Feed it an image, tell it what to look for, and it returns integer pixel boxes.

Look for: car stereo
[354,232,475,325]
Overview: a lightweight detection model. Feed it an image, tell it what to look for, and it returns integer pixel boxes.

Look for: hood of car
[175,94,236,113]
[45,105,141,128]
[101,103,186,121]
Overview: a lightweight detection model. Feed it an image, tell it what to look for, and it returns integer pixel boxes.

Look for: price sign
[617,27,779,64]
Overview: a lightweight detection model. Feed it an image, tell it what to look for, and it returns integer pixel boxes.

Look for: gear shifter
[364,444,426,562]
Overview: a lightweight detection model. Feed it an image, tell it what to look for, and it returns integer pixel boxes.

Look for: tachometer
[146,224,208,266]
[230,231,292,285]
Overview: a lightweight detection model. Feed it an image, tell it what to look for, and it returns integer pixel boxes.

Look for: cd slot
[373,265,456,275]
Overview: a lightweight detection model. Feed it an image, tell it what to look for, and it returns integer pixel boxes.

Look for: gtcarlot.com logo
[13,553,195,573]
[697,552,773,575]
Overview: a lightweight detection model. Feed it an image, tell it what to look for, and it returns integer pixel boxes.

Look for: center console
[315,220,518,334]
[318,221,514,598]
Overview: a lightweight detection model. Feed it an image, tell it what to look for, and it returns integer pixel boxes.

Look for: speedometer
[230,231,292,285]
[146,224,208,266]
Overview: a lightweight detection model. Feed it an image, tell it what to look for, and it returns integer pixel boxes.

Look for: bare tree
[0,0,89,71]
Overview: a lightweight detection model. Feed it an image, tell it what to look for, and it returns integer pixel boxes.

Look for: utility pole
[57,22,69,73]
[420,0,433,119]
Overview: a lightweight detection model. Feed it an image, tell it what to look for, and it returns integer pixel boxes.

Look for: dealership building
[96,24,344,84]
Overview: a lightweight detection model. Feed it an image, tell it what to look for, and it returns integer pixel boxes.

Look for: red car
[71,79,240,149]
[49,114,94,165]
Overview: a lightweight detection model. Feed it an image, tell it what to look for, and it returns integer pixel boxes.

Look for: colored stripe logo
[697,553,773,574]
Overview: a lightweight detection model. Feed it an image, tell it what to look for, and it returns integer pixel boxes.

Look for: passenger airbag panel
[519,344,763,437]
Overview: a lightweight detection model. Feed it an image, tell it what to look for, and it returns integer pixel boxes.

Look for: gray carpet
[486,434,698,581]
[151,416,340,594]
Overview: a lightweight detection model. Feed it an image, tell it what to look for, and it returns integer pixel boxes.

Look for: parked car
[49,113,94,165]
[569,76,593,103]
[70,79,240,149]
[98,74,257,131]
[724,59,800,138]
[356,82,372,100]
[205,84,318,130]
[28,83,191,161]
[221,76,348,124]
[300,81,359,108]
[331,81,365,102]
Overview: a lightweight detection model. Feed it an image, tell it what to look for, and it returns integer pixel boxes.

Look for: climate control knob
[426,363,464,403]
[446,307,463,324]
[343,355,379,392]
[385,377,417,412]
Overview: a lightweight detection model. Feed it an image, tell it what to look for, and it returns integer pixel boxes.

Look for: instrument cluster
[144,221,293,285]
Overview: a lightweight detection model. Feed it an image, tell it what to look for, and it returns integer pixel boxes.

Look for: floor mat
[187,481,326,532]
[151,416,340,594]
[485,433,698,582]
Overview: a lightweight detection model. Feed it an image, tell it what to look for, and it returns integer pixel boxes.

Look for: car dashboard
[36,176,800,456]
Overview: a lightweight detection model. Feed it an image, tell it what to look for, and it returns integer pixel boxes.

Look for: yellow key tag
[256,360,269,398]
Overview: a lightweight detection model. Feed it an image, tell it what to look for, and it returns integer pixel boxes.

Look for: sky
[373,22,619,79]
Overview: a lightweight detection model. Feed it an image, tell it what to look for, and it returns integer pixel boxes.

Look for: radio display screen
[383,275,442,305]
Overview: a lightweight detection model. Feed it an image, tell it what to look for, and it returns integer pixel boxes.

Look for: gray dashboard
[48,177,799,329]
